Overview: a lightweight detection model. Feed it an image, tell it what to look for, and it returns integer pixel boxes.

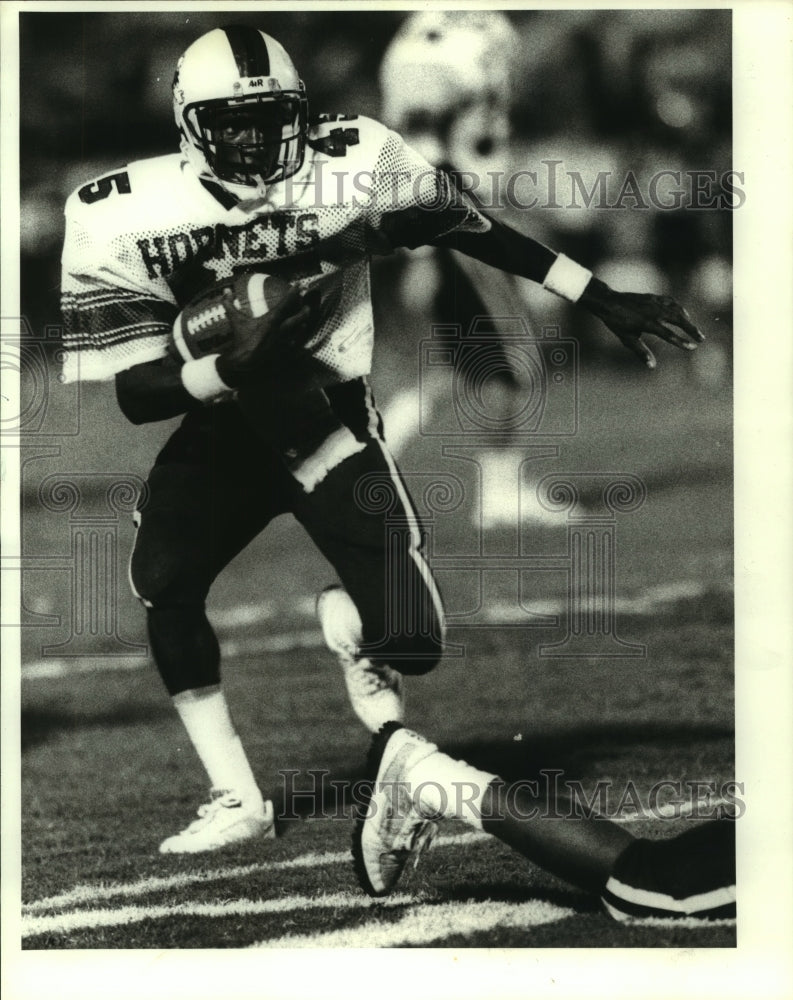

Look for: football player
[61,25,702,854]
[354,723,736,924]
[377,11,542,527]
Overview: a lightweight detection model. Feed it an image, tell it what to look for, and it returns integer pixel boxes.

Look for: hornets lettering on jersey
[61,114,489,383]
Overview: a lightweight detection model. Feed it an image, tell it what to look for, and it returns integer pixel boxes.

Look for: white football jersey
[60,115,490,383]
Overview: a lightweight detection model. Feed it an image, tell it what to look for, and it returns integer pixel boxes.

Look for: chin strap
[198,176,241,210]
[182,138,270,206]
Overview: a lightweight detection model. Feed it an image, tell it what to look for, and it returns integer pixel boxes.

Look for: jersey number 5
[78,171,132,205]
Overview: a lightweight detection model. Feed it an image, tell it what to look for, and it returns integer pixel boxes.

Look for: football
[170,272,295,362]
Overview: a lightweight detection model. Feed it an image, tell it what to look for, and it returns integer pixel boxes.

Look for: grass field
[20,583,734,949]
[15,341,735,950]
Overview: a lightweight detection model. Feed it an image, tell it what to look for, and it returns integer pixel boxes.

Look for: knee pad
[129,517,211,609]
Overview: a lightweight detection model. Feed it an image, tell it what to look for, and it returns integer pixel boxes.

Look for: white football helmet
[379,11,519,170]
[173,25,308,191]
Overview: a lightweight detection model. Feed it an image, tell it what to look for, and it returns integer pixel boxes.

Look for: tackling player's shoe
[159,790,276,854]
[317,585,404,732]
[601,817,736,923]
[352,721,440,897]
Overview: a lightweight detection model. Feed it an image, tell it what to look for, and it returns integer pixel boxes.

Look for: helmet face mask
[173,26,308,191]
[184,92,306,186]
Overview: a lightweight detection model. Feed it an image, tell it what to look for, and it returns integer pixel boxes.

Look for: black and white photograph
[1,1,791,996]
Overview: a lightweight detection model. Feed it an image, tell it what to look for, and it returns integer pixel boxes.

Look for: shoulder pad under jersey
[64,154,196,242]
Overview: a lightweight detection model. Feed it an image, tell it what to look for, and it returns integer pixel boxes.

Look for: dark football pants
[129,403,445,696]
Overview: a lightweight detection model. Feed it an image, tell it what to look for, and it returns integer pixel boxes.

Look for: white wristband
[542,254,593,303]
[181,354,234,403]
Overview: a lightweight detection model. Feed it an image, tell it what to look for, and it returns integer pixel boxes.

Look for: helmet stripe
[221,24,270,78]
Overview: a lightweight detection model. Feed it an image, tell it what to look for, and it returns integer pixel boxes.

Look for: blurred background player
[377,11,554,526]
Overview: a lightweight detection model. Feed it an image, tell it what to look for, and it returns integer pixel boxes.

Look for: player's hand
[580,278,704,370]
[216,286,317,388]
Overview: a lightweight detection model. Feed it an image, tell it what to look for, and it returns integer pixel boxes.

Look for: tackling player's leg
[353,724,736,923]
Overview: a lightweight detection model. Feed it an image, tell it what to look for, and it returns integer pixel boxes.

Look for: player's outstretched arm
[577,276,704,370]
[433,214,704,369]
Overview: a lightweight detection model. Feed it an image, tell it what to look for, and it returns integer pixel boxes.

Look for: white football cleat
[317,585,404,732]
[159,790,276,855]
[352,722,440,896]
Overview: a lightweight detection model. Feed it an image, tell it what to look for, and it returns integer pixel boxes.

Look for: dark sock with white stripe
[603,818,736,919]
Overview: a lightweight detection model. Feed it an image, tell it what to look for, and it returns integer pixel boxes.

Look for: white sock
[172,685,264,809]
[408,750,496,831]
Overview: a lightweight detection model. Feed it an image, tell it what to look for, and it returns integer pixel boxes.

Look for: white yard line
[22,813,734,943]
[22,831,489,915]
[252,898,575,948]
[21,578,730,680]
[20,631,326,680]
[23,796,729,920]
[21,656,149,681]
[22,890,415,940]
